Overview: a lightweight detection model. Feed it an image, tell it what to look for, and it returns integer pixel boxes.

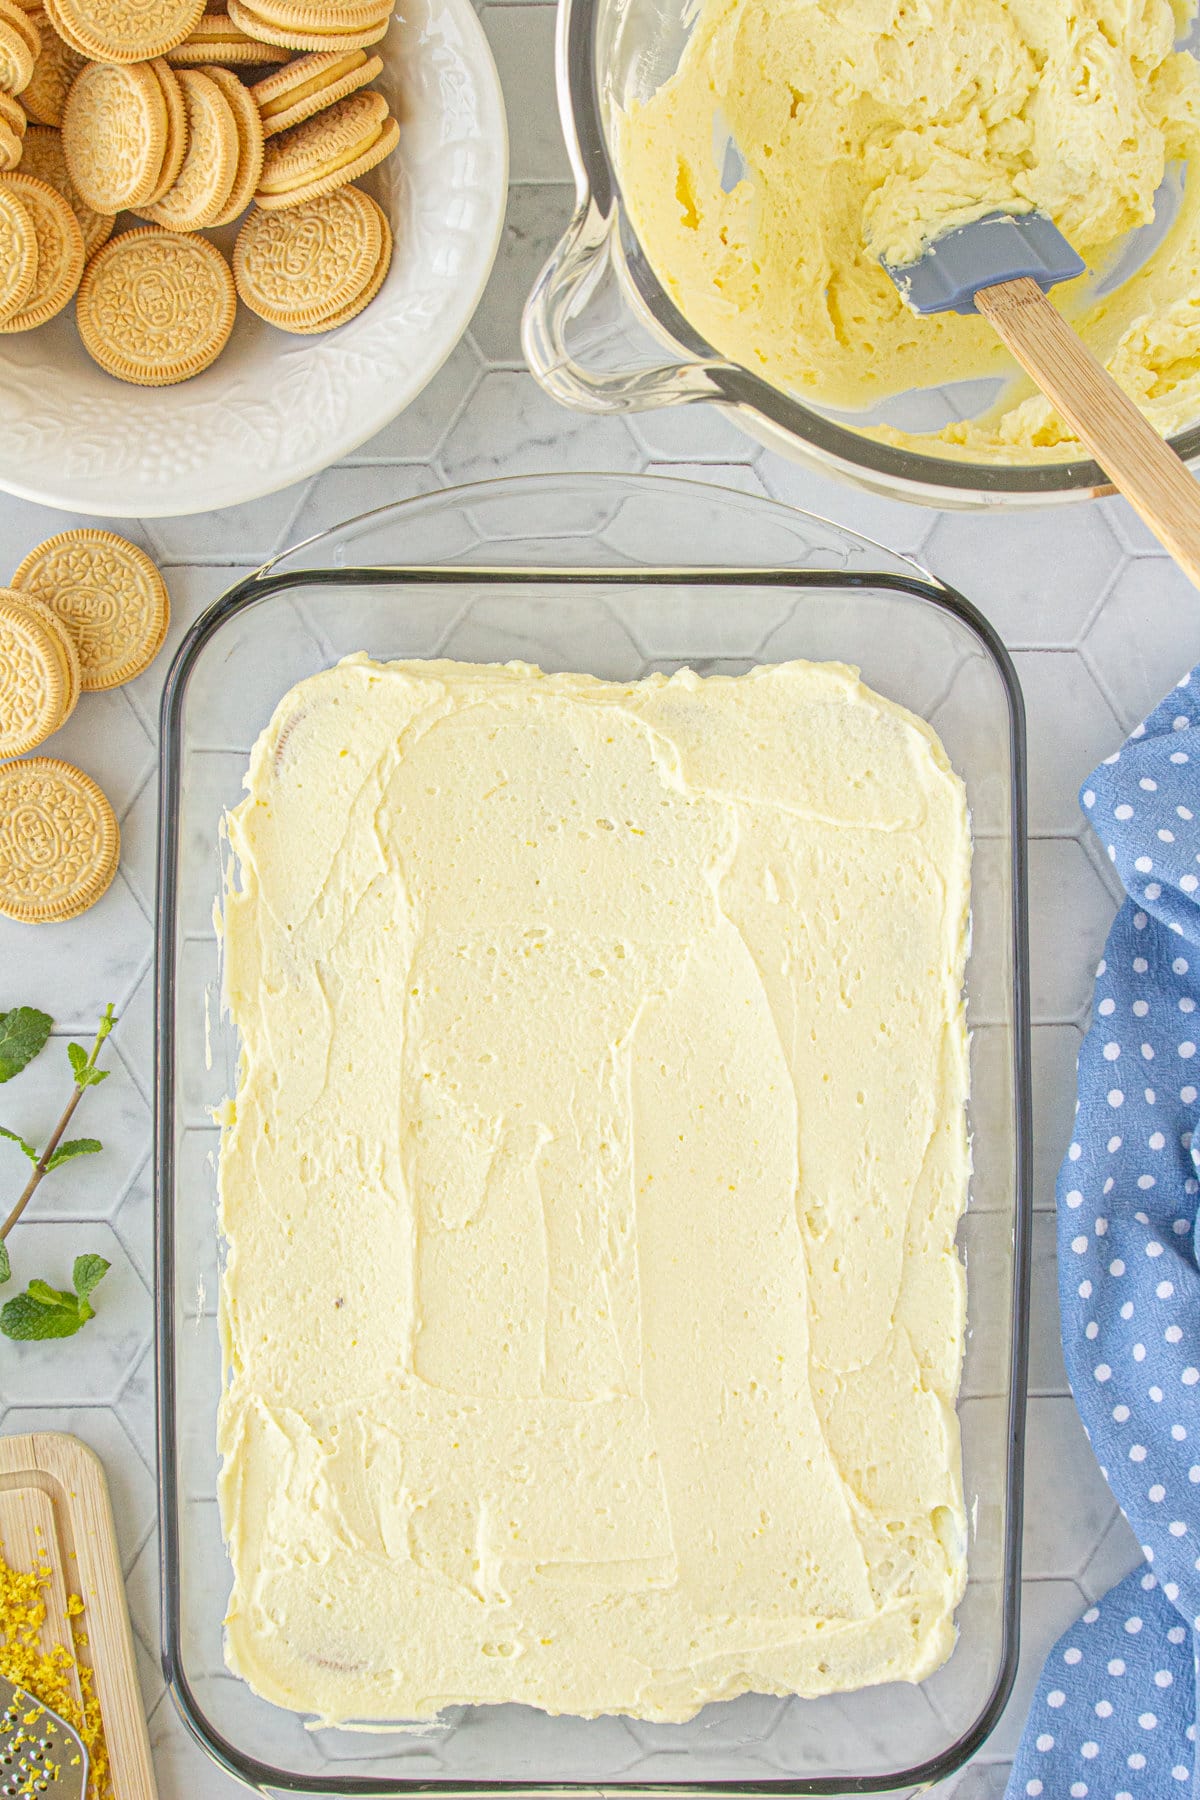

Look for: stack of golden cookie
[0,530,170,921]
[0,0,399,383]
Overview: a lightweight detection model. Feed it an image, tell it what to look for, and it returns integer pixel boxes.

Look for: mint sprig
[0,1004,117,1342]
[1,1255,111,1340]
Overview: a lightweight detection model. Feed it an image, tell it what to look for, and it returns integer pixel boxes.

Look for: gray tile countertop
[0,6,1191,1794]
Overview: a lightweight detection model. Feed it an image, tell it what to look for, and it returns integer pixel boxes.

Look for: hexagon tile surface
[0,16,1163,1791]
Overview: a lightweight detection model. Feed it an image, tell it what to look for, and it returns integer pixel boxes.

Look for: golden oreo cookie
[245,0,391,32]
[75,226,236,386]
[292,186,388,329]
[20,595,79,720]
[254,87,397,209]
[250,48,380,137]
[15,8,75,122]
[38,0,90,54]
[5,589,80,721]
[203,62,262,224]
[166,9,286,61]
[144,55,188,203]
[62,59,168,211]
[227,0,388,52]
[0,90,24,165]
[0,169,83,329]
[17,124,112,255]
[48,0,204,63]
[140,65,236,228]
[0,757,119,923]
[0,592,67,755]
[0,178,36,322]
[233,181,381,328]
[0,0,40,61]
[12,529,170,689]
[0,10,36,90]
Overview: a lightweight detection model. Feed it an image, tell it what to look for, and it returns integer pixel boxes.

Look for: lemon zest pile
[0,1550,111,1798]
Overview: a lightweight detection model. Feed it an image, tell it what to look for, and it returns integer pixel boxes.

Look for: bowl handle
[522,198,737,414]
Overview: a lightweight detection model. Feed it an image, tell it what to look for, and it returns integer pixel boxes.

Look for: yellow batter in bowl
[615,0,1200,461]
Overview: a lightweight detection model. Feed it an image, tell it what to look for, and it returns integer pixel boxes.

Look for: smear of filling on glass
[615,0,1200,459]
[217,656,971,1725]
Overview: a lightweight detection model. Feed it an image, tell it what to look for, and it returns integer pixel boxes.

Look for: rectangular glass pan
[155,473,1031,1796]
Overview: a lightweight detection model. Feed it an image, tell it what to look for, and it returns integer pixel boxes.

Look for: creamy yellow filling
[259,52,364,114]
[259,120,382,190]
[217,656,971,1727]
[615,0,1200,460]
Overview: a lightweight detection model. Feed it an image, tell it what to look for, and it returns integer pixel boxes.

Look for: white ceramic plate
[0,0,507,517]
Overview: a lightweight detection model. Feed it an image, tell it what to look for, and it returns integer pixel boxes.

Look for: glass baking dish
[155,472,1031,1796]
[521,0,1200,509]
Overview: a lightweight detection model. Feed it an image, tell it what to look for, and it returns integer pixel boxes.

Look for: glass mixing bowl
[156,475,1031,1796]
[522,0,1200,509]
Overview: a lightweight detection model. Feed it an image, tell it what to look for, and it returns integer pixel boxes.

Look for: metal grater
[0,1677,88,1800]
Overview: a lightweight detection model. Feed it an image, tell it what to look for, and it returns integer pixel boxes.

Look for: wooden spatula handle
[976,276,1200,590]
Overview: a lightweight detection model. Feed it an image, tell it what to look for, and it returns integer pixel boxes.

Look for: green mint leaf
[0,1290,84,1340]
[0,1241,9,1284]
[44,1138,102,1172]
[80,1067,110,1087]
[0,1124,40,1163]
[0,1008,53,1083]
[0,1260,109,1338]
[72,1254,109,1303]
[26,1279,75,1309]
[68,1042,88,1077]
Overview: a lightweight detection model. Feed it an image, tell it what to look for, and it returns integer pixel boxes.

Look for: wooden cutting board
[0,1431,157,1800]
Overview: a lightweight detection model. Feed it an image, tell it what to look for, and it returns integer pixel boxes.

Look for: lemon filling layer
[218,655,971,1725]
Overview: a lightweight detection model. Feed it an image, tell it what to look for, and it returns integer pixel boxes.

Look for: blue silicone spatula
[883,210,1200,588]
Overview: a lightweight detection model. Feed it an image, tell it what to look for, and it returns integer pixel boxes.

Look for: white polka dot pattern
[1009,673,1200,1800]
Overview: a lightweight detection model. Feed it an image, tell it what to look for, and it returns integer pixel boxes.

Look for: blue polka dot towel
[1008,669,1200,1800]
